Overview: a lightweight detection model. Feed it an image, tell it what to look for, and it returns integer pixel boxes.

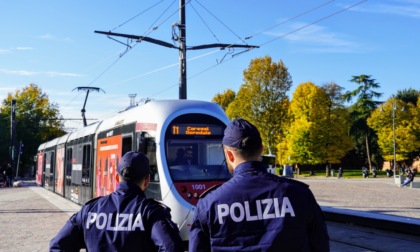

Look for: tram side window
[138,133,161,200]
[137,132,158,182]
[122,137,132,156]
[147,138,158,182]
[50,152,55,174]
[50,152,55,183]
[66,148,72,183]
[82,145,91,186]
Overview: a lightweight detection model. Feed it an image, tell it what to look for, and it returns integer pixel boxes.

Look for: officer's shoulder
[148,198,170,210]
[84,196,103,205]
[280,177,309,188]
[200,183,223,199]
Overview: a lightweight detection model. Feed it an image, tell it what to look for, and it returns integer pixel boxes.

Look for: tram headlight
[187,192,192,198]
[180,186,187,193]
[193,192,199,198]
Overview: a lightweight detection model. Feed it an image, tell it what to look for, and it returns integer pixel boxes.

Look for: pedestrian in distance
[50,151,184,252]
[189,119,330,251]
[400,167,416,187]
[5,164,14,187]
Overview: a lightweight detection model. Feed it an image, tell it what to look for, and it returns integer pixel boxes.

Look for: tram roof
[67,121,101,142]
[95,99,229,134]
[56,133,72,145]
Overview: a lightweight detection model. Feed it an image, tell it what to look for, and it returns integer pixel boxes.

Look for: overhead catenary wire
[65,0,368,126]
[244,0,336,40]
[194,0,247,44]
[187,0,368,75]
[189,2,221,43]
[142,0,180,38]
[143,0,369,100]
[62,1,185,128]
[258,0,368,47]
[100,0,368,99]
[61,0,182,115]
[111,0,166,31]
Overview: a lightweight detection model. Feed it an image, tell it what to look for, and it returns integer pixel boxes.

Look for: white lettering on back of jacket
[86,212,145,231]
[217,197,295,224]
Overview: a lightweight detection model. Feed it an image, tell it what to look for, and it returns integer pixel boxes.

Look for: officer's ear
[140,174,150,191]
[224,148,235,163]
[115,173,120,183]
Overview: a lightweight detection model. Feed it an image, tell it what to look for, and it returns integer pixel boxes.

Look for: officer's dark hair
[119,172,149,185]
[227,136,262,160]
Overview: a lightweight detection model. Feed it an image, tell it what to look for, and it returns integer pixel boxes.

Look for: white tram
[36,99,231,240]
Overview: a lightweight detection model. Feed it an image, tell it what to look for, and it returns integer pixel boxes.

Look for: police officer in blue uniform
[50,151,184,252]
[189,119,330,251]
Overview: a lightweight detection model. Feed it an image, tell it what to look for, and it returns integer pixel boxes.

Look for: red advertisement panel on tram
[96,135,122,197]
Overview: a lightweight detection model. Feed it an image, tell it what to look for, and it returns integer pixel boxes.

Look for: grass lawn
[282,169,397,179]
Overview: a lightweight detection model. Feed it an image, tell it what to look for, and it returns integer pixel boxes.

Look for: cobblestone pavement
[297,176,420,219]
[0,184,80,252]
[0,177,419,251]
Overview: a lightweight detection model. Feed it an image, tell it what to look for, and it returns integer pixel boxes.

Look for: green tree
[212,89,236,111]
[286,82,327,165]
[393,88,420,106]
[0,83,66,176]
[343,75,382,171]
[321,83,353,165]
[226,56,292,155]
[368,98,420,163]
[285,82,352,167]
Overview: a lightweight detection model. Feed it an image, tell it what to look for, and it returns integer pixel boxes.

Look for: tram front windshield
[165,118,231,181]
[167,139,231,181]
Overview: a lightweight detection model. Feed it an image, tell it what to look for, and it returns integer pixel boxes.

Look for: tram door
[80,144,92,204]
[122,135,132,156]
[138,132,161,200]
[34,151,43,186]
[55,145,65,196]
[64,147,73,200]
[44,151,55,192]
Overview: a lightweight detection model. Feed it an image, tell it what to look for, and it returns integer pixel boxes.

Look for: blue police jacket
[189,161,330,252]
[50,181,184,252]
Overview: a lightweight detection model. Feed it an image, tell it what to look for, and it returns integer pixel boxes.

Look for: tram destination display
[171,124,223,136]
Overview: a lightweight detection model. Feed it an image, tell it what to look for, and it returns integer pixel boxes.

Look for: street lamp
[392,101,397,179]
[381,101,402,180]
[390,101,404,180]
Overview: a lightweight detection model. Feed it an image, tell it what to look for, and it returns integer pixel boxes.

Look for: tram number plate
[192,184,206,190]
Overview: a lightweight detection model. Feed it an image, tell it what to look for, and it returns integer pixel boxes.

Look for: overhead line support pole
[179,0,187,99]
[94,0,258,100]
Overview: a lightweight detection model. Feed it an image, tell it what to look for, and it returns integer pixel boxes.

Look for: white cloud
[0,48,11,54]
[377,3,420,18]
[0,68,83,77]
[15,47,34,51]
[38,34,73,42]
[0,69,35,76]
[265,23,360,53]
[347,1,420,19]
[46,71,82,77]
[39,34,55,40]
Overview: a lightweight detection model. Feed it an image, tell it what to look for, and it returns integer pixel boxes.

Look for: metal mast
[95,0,258,99]
[178,0,187,99]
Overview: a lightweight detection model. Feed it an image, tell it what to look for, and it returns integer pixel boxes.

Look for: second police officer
[50,151,184,252]
[189,119,330,251]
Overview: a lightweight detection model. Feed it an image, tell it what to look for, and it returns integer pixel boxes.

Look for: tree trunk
[365,133,372,172]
